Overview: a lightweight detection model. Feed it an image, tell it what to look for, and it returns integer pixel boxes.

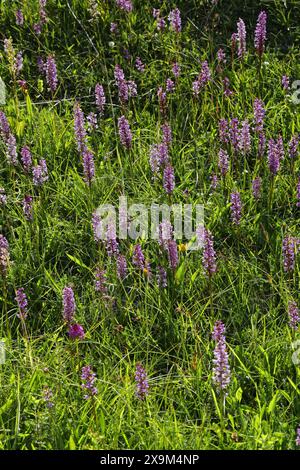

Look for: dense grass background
[0,0,300,450]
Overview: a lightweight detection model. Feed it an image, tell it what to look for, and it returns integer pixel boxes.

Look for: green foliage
[0,0,300,450]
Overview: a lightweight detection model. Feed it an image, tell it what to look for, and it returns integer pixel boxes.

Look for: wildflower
[231,32,238,55]
[94,268,107,294]
[32,159,48,186]
[172,62,180,79]
[254,11,267,58]
[192,79,201,96]
[81,366,98,399]
[116,0,133,12]
[157,143,169,166]
[157,266,167,288]
[14,52,23,75]
[161,123,172,146]
[15,288,28,320]
[87,112,98,132]
[157,17,166,31]
[217,48,226,64]
[39,158,48,175]
[15,9,24,26]
[289,135,299,159]
[178,242,187,251]
[68,323,85,340]
[4,38,17,75]
[33,23,42,35]
[135,363,149,400]
[82,149,95,185]
[92,211,102,242]
[123,48,131,61]
[168,8,181,33]
[210,173,218,190]
[143,261,152,279]
[6,134,18,165]
[114,63,126,86]
[202,228,217,276]
[43,387,54,409]
[157,87,167,114]
[166,78,175,93]
[0,111,11,140]
[21,146,32,173]
[229,118,239,151]
[114,65,137,103]
[95,84,106,113]
[132,244,145,270]
[223,77,233,97]
[117,254,127,280]
[62,287,76,323]
[37,56,45,74]
[219,118,229,144]
[252,177,262,199]
[212,320,231,390]
[282,75,289,90]
[105,222,119,257]
[267,138,280,175]
[149,144,165,173]
[0,235,9,277]
[288,301,300,330]
[74,102,87,154]
[119,200,127,238]
[230,191,242,225]
[0,188,7,206]
[39,0,48,25]
[127,80,137,97]
[45,56,57,92]
[167,240,178,270]
[282,235,298,273]
[218,149,229,176]
[238,120,251,154]
[253,98,265,133]
[3,38,12,57]
[22,195,33,221]
[110,22,118,34]
[237,18,246,58]
[17,79,27,91]
[135,57,145,72]
[150,144,164,172]
[193,61,211,96]
[163,164,175,194]
[118,116,132,149]
[158,221,173,250]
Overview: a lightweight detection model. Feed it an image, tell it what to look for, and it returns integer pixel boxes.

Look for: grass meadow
[1,0,300,450]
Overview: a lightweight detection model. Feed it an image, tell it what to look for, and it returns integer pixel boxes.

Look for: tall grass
[0,0,300,450]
